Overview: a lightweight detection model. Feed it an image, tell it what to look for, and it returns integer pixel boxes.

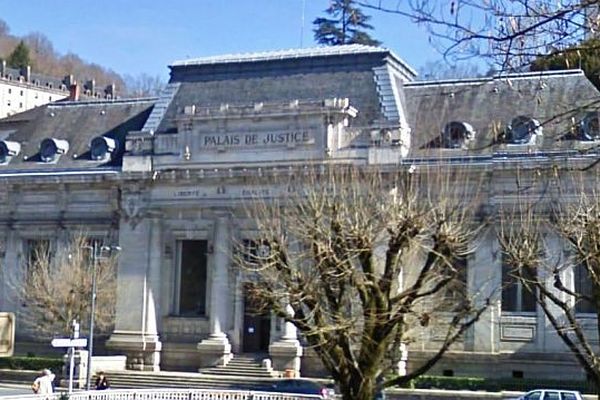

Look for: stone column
[269,305,303,376]
[197,215,232,368]
[106,215,162,371]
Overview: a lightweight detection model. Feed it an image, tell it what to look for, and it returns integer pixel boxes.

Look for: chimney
[63,74,75,87]
[69,83,80,101]
[84,79,95,96]
[104,83,116,99]
[1,60,6,78]
[20,65,31,82]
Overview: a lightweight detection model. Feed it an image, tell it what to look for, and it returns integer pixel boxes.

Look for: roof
[157,45,414,133]
[0,98,155,172]
[404,69,600,155]
[170,44,417,77]
[1,66,69,94]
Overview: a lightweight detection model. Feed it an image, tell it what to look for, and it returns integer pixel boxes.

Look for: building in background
[0,45,598,380]
[0,60,118,119]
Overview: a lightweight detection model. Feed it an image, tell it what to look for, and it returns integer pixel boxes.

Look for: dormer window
[0,140,21,164]
[90,136,116,161]
[580,112,600,141]
[40,138,69,162]
[506,116,542,145]
[442,121,475,148]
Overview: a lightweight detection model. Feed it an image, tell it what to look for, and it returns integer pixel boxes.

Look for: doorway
[242,283,271,353]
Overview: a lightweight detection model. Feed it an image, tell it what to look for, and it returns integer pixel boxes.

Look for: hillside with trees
[0,18,163,97]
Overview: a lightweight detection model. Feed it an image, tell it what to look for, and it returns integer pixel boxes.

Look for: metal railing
[0,388,323,400]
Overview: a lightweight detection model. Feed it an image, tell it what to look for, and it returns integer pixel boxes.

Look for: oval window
[443,121,474,148]
[90,136,117,161]
[508,116,541,144]
[0,140,21,164]
[581,112,600,141]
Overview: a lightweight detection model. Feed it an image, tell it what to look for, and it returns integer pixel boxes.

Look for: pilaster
[106,210,163,371]
[197,214,232,368]
[470,230,501,353]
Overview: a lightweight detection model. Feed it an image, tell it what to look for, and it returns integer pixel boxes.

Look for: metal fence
[0,388,323,400]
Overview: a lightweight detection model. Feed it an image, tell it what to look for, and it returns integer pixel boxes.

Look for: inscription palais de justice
[203,131,311,147]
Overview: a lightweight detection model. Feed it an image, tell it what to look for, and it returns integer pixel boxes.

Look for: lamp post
[85,242,120,391]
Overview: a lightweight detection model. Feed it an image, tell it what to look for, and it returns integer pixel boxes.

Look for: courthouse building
[0,45,599,379]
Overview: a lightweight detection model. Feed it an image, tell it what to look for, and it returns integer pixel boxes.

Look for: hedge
[406,375,596,394]
[0,356,64,372]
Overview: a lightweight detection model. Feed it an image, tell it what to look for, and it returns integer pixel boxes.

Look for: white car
[516,389,584,400]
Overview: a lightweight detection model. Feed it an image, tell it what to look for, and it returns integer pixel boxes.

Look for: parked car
[267,378,334,399]
[514,389,584,400]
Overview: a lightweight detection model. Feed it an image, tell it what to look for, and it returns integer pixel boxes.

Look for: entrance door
[243,284,270,352]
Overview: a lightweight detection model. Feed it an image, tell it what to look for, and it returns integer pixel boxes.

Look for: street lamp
[85,242,120,391]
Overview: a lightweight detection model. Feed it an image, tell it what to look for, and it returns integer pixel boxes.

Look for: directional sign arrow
[51,338,87,348]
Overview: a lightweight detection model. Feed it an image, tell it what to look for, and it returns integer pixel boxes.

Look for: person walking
[32,369,55,395]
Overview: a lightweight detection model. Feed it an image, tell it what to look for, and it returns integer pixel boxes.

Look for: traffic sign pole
[51,320,87,393]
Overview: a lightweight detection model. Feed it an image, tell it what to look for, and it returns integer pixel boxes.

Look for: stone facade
[0,45,598,379]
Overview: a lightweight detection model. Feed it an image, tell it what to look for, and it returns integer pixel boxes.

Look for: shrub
[0,356,63,372]
[398,375,596,394]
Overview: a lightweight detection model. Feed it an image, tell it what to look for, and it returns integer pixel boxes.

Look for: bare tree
[417,60,482,80]
[499,169,600,398]
[12,233,118,338]
[123,73,166,97]
[359,0,599,72]
[235,165,489,400]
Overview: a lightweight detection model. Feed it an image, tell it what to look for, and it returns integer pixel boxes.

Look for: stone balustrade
[0,389,322,400]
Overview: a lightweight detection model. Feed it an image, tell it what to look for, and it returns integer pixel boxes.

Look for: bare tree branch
[234,165,489,400]
[9,233,118,339]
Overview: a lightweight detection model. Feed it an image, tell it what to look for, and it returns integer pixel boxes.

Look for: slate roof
[157,45,415,132]
[404,70,600,156]
[2,66,69,94]
[171,45,416,75]
[0,98,155,172]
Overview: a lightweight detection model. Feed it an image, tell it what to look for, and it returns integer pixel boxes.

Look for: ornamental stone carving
[121,190,147,228]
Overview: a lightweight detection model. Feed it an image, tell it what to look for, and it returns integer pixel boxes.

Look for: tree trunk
[340,376,376,400]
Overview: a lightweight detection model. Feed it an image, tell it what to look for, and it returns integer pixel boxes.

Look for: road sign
[51,338,87,348]
[0,312,15,357]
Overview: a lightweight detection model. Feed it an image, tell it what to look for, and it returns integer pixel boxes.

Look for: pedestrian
[95,371,110,390]
[32,369,55,395]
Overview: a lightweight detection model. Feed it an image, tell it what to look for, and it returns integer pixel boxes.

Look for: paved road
[0,384,31,396]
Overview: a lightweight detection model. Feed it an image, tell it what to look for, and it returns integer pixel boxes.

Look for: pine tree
[531,38,600,91]
[7,40,32,69]
[313,0,381,46]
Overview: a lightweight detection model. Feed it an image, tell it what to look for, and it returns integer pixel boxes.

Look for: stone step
[227,359,266,365]
[196,353,278,379]
[201,369,275,378]
[205,367,273,374]
[222,364,269,370]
